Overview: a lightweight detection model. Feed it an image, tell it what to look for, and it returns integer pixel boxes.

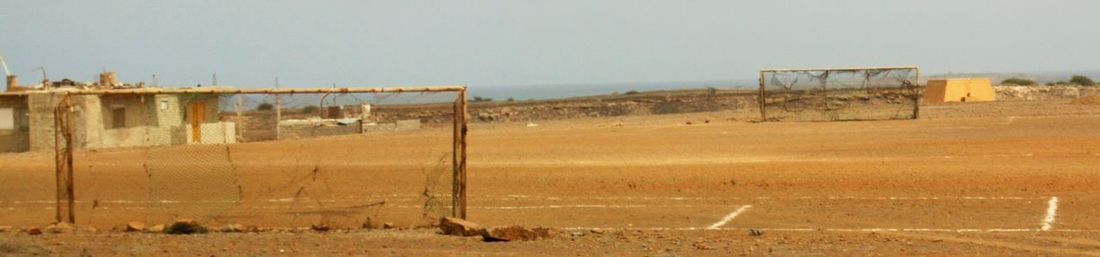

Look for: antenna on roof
[32,66,47,81]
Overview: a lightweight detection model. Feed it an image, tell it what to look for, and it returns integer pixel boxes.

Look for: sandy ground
[1,100,1100,256]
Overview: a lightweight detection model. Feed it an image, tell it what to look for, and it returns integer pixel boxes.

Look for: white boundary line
[1041,196,1059,231]
[706,205,752,230]
[0,195,1050,205]
[561,227,1095,233]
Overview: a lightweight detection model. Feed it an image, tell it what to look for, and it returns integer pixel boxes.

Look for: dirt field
[2,99,1100,256]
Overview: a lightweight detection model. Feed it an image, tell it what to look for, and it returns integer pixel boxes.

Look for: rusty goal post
[51,85,468,228]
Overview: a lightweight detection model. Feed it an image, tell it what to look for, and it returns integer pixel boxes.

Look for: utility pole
[235,90,243,141]
[152,74,158,87]
[212,73,217,86]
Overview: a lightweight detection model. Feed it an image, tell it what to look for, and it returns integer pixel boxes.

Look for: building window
[111,107,126,128]
[160,100,169,110]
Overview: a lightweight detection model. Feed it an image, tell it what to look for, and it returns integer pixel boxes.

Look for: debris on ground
[310,223,331,232]
[164,219,208,235]
[25,228,42,236]
[439,217,483,237]
[221,224,245,233]
[45,222,75,234]
[482,226,556,241]
[125,222,146,232]
[145,224,165,233]
[749,229,765,237]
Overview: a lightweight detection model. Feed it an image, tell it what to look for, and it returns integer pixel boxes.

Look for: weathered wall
[0,95,30,152]
[85,95,173,149]
[27,93,59,152]
[185,122,237,144]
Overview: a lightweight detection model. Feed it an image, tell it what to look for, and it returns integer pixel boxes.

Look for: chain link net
[4,89,466,229]
[761,68,921,121]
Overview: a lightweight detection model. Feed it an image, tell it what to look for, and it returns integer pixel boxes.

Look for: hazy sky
[1,0,1097,88]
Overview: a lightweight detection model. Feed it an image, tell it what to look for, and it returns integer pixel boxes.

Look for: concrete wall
[27,93,60,152]
[79,94,178,149]
[185,122,237,144]
[0,95,30,152]
[362,119,421,133]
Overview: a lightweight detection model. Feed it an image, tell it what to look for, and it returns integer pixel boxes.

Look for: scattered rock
[0,226,11,232]
[146,224,165,233]
[125,222,146,232]
[45,222,75,234]
[482,226,556,241]
[749,228,765,237]
[439,217,483,237]
[26,227,42,235]
[221,224,245,233]
[383,223,395,229]
[310,223,331,232]
[693,240,713,250]
[590,228,604,234]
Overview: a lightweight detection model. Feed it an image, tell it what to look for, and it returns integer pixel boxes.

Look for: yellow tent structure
[923,78,995,104]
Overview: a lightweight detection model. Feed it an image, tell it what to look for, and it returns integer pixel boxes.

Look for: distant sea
[469,69,1099,101]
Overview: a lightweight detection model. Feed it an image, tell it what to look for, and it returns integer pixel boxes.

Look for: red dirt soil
[2,100,1100,256]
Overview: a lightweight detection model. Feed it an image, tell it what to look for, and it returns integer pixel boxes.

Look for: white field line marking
[476,195,1047,201]
[561,227,1093,233]
[0,195,1047,205]
[706,205,752,230]
[1041,196,1059,231]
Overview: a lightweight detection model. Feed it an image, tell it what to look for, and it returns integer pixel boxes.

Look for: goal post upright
[452,86,469,219]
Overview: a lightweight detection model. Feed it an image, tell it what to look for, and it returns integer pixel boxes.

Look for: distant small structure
[923,78,995,104]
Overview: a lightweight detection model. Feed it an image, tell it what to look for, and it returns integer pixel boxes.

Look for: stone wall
[995,85,1100,101]
[362,119,421,133]
[278,120,361,140]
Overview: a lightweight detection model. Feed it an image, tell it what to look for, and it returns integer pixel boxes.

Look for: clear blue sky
[1,0,1097,88]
